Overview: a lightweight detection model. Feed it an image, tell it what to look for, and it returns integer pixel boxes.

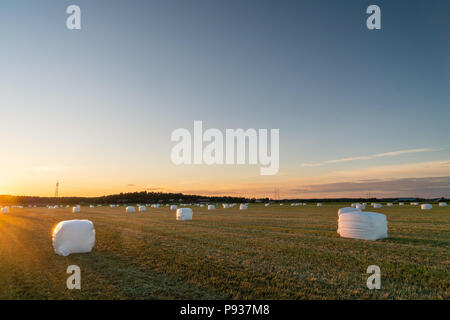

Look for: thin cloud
[300,148,440,167]
[31,166,77,172]
[289,176,450,198]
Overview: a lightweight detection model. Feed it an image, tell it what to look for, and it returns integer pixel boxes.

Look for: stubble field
[0,203,448,299]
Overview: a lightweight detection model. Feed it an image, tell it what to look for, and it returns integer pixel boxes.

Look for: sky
[0,0,449,198]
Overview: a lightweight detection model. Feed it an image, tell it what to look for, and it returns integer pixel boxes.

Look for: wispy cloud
[300,148,440,167]
[31,166,76,172]
[289,176,450,198]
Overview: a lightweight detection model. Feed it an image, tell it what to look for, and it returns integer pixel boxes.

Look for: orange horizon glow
[1,159,449,199]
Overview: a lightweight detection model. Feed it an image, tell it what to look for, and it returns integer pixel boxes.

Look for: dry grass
[0,204,448,299]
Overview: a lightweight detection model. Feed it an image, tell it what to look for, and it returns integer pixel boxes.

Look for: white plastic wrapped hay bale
[240,204,248,210]
[1,206,9,214]
[126,206,136,213]
[176,208,193,221]
[222,204,229,208]
[421,204,432,210]
[399,202,404,206]
[138,205,147,212]
[265,203,270,207]
[387,203,393,207]
[170,205,178,210]
[337,207,361,216]
[72,206,80,213]
[53,220,95,256]
[338,211,388,241]
[372,203,382,209]
[355,203,366,210]
[438,202,447,207]
[89,205,95,208]
[207,205,215,210]
[317,203,322,207]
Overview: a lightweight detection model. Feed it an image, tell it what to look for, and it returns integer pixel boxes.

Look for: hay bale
[421,204,432,210]
[338,207,361,216]
[170,205,178,210]
[1,207,9,214]
[52,220,96,256]
[126,206,136,213]
[265,203,270,207]
[338,211,388,240]
[438,202,447,207]
[355,203,366,210]
[240,204,248,210]
[399,202,404,206]
[387,203,393,206]
[208,205,215,210]
[89,205,95,208]
[138,205,147,212]
[222,204,229,208]
[372,203,382,209]
[176,208,193,221]
[72,206,80,213]
[317,203,322,207]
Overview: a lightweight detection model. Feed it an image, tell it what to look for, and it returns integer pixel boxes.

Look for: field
[0,204,448,300]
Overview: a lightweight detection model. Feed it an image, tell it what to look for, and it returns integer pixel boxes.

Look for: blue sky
[0,0,449,198]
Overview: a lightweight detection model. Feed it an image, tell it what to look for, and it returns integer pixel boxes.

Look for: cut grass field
[0,204,448,299]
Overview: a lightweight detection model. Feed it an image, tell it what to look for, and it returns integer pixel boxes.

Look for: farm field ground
[0,204,448,299]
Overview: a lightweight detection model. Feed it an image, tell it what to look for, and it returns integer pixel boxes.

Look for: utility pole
[55,180,59,198]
